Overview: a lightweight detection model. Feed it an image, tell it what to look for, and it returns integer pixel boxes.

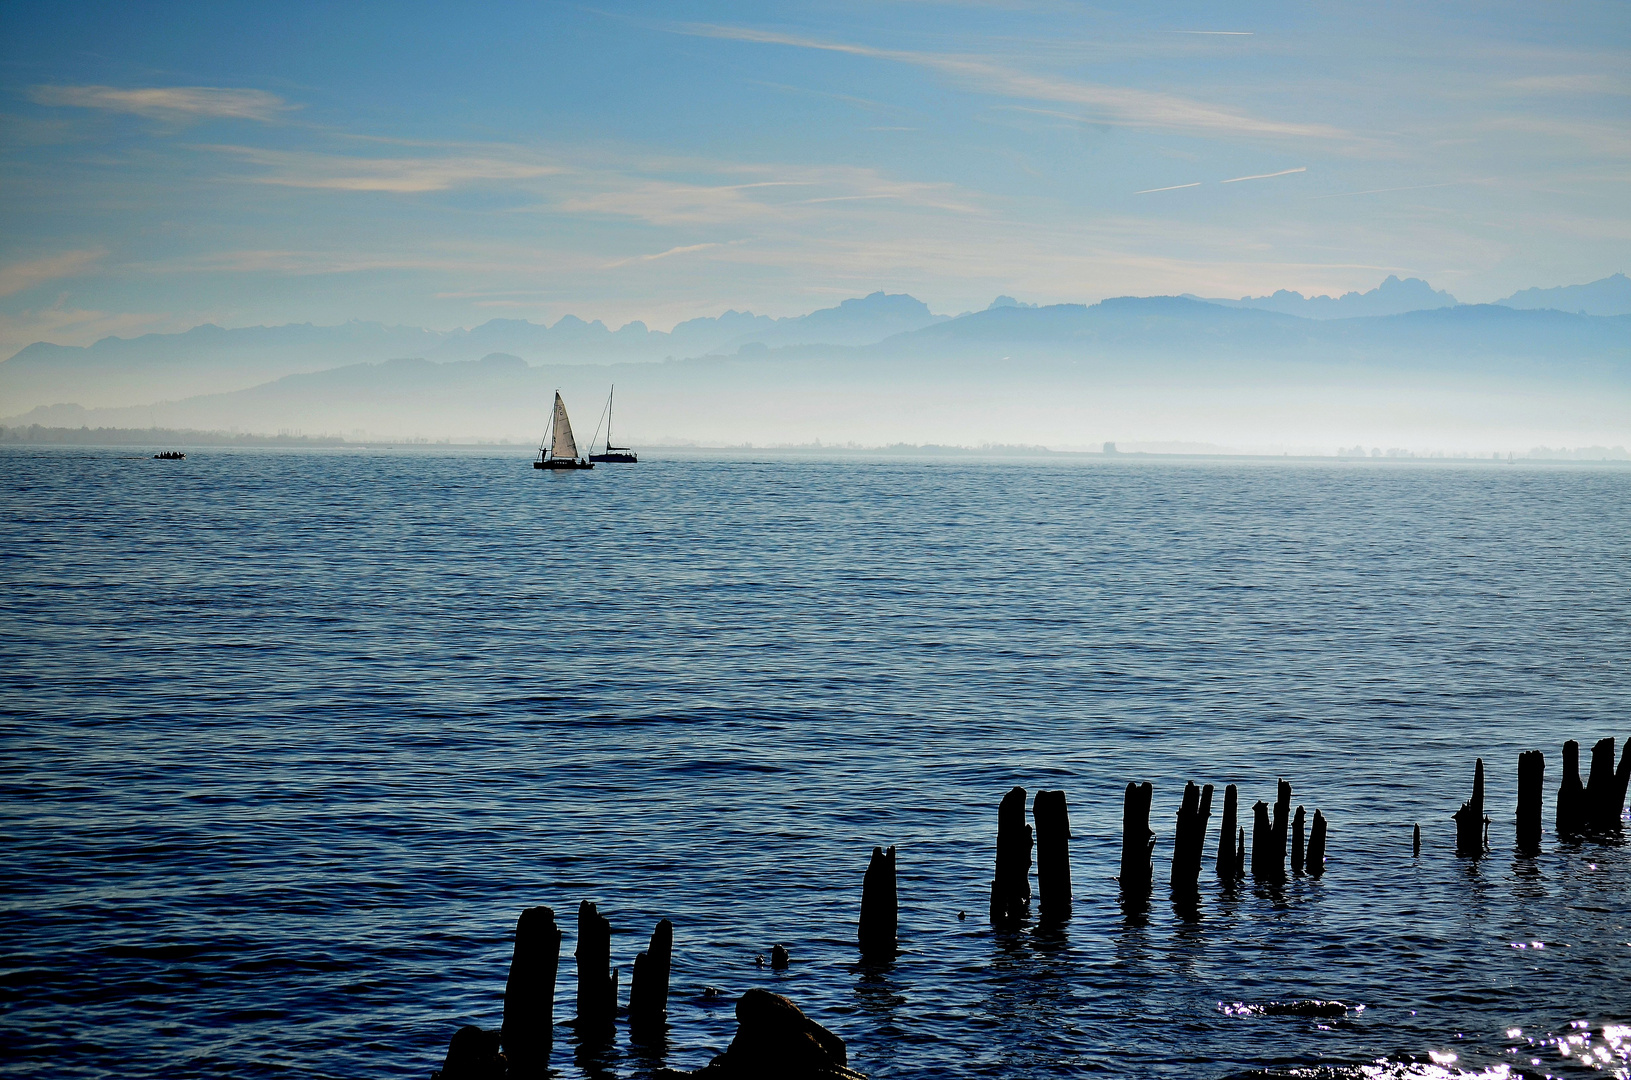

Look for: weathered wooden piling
[1413,823,1421,857]
[1215,784,1239,880]
[1616,742,1631,833]
[1119,782,1154,899]
[502,906,562,1070]
[1250,800,1272,879]
[1556,740,1585,837]
[1291,806,1306,875]
[1235,827,1245,877]
[1586,738,1618,833]
[1516,750,1545,852]
[1453,758,1489,856]
[1271,779,1292,880]
[858,845,898,958]
[1307,810,1327,876]
[575,901,616,1035]
[628,919,673,1037]
[989,786,1033,926]
[1168,782,1213,895]
[1033,790,1072,920]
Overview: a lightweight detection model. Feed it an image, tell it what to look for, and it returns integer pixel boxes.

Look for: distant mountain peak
[1195,275,1458,319]
[1497,272,1631,316]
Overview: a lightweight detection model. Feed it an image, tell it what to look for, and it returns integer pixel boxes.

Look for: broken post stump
[1616,742,1631,835]
[1168,782,1213,895]
[1235,827,1245,878]
[1557,740,1585,838]
[1250,800,1272,880]
[989,786,1033,927]
[1216,784,1239,880]
[1119,781,1154,900]
[1307,811,1327,877]
[1586,738,1618,834]
[576,901,616,1036]
[629,918,673,1037]
[1271,779,1292,880]
[1292,806,1306,875]
[1453,758,1489,856]
[1413,823,1421,857]
[503,906,562,1070]
[1516,750,1545,853]
[1033,791,1072,920]
[858,845,898,959]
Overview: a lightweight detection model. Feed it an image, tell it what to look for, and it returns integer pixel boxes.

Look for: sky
[1,0,1628,358]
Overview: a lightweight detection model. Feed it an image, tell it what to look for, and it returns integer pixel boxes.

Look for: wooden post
[1516,751,1545,853]
[1453,758,1488,856]
[575,901,616,1035]
[1250,800,1272,879]
[1271,779,1292,880]
[989,786,1032,926]
[1033,791,1072,920]
[1586,738,1617,833]
[1291,806,1306,875]
[1413,823,1421,857]
[1616,742,1631,835]
[1216,784,1238,880]
[1235,827,1245,877]
[503,906,561,1071]
[1168,782,1213,895]
[858,845,898,959]
[1557,740,1585,837]
[628,919,673,1037]
[1119,782,1154,899]
[1307,810,1327,876]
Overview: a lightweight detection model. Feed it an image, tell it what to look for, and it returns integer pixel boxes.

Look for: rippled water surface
[3,447,1630,1080]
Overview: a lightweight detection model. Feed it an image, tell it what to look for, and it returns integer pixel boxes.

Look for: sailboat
[534,392,594,470]
[589,385,638,463]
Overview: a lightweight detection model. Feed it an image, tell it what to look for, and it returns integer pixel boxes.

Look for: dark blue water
[3,447,1629,1080]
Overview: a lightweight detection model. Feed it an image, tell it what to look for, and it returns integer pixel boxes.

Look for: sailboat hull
[534,459,594,470]
[589,452,637,463]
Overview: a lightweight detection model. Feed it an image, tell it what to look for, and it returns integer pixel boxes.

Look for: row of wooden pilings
[1455,738,1631,856]
[479,737,1627,1070]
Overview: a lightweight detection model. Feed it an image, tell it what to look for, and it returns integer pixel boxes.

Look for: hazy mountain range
[2,275,1626,449]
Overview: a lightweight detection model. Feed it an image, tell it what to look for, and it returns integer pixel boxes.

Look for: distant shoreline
[3,424,1627,464]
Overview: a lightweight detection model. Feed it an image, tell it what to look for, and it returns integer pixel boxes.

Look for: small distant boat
[534,392,594,470]
[589,385,637,463]
[153,451,186,460]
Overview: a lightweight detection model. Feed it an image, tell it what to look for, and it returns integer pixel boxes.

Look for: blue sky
[1,0,1627,356]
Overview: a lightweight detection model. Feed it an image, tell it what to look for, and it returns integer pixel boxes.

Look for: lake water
[2,446,1629,1080]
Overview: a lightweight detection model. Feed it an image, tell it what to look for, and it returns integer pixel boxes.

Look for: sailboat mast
[607,385,614,452]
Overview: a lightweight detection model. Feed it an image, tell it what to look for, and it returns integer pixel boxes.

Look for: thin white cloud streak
[1221,166,1306,183]
[1135,182,1201,193]
[678,24,1351,142]
[30,85,291,122]
[1164,31,1254,35]
[0,250,104,297]
[201,145,565,192]
[605,242,725,267]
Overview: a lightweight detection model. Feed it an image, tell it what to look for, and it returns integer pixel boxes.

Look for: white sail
[550,393,579,459]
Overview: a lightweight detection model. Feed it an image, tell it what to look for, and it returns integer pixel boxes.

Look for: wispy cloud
[677,24,1349,142]
[0,250,104,297]
[201,145,564,192]
[1221,166,1307,183]
[30,85,292,123]
[1505,74,1628,95]
[605,242,726,267]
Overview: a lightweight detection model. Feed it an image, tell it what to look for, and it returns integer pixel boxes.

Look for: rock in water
[432,1025,506,1080]
[657,989,866,1079]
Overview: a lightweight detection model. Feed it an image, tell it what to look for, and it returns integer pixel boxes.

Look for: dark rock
[657,989,866,1079]
[769,944,790,969]
[432,1025,506,1080]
